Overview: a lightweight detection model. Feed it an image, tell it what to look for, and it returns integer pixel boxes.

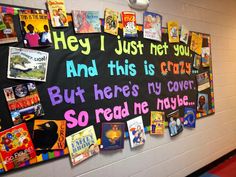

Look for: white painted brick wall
[1,0,236,176]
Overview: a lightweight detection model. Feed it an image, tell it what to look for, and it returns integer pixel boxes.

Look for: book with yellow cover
[150,111,165,135]
[104,8,119,36]
[167,21,179,43]
[190,32,203,55]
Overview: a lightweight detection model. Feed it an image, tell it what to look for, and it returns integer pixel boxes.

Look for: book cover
[33,120,66,150]
[201,47,210,67]
[143,11,162,41]
[0,13,18,44]
[166,110,183,137]
[167,21,179,43]
[19,10,52,47]
[3,82,44,125]
[196,72,210,91]
[0,123,36,171]
[190,32,203,55]
[180,25,189,44]
[183,107,196,128]
[72,10,101,33]
[150,111,165,135]
[100,122,125,150]
[47,0,68,27]
[66,125,99,166]
[197,93,209,114]
[104,8,119,36]
[121,11,138,38]
[7,47,49,82]
[127,116,146,148]
[193,54,201,70]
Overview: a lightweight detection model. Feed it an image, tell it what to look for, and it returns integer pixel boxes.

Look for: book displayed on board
[47,0,68,27]
[3,82,44,125]
[72,10,101,33]
[166,110,183,137]
[167,21,179,43]
[197,93,209,114]
[150,111,165,135]
[100,122,125,150]
[104,8,119,36]
[190,32,203,55]
[201,47,210,67]
[193,54,201,70]
[19,9,52,47]
[183,107,196,128]
[121,11,138,38]
[7,47,49,82]
[180,25,189,44]
[127,116,146,148]
[0,13,18,44]
[0,123,36,171]
[66,125,99,166]
[33,120,66,150]
[143,11,162,41]
[196,72,210,91]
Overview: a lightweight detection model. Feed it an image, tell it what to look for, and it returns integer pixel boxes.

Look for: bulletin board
[0,4,214,174]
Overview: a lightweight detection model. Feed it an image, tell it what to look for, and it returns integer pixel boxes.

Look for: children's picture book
[47,0,68,27]
[190,32,203,55]
[193,54,201,70]
[7,47,49,82]
[33,120,66,150]
[100,122,125,150]
[167,21,179,43]
[150,111,165,135]
[197,93,209,114]
[143,11,162,41]
[180,25,189,44]
[121,11,138,38]
[201,47,210,67]
[166,110,183,137]
[104,8,119,36]
[0,13,18,44]
[66,125,99,166]
[72,11,101,33]
[3,82,44,125]
[0,123,36,171]
[127,116,146,148]
[196,72,210,91]
[184,107,196,128]
[19,10,52,47]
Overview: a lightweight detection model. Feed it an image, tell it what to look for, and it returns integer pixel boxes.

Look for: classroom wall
[1,0,236,177]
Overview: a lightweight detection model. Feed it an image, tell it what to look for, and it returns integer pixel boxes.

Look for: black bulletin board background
[0,4,215,173]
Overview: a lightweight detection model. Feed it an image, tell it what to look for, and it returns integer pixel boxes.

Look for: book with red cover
[121,11,138,38]
[0,123,36,171]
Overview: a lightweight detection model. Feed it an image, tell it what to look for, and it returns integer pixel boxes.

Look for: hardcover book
[66,125,99,166]
[104,8,119,36]
[72,10,101,33]
[101,122,125,150]
[33,120,66,150]
[197,93,209,114]
[7,47,49,82]
[47,0,68,27]
[143,11,162,41]
[127,116,146,148]
[167,21,179,43]
[166,110,183,137]
[201,47,210,67]
[190,32,203,55]
[19,9,52,47]
[3,82,44,125]
[0,123,36,171]
[183,107,196,128]
[193,54,201,70]
[150,111,165,135]
[196,72,210,91]
[121,11,138,38]
[0,13,18,44]
[180,25,189,44]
